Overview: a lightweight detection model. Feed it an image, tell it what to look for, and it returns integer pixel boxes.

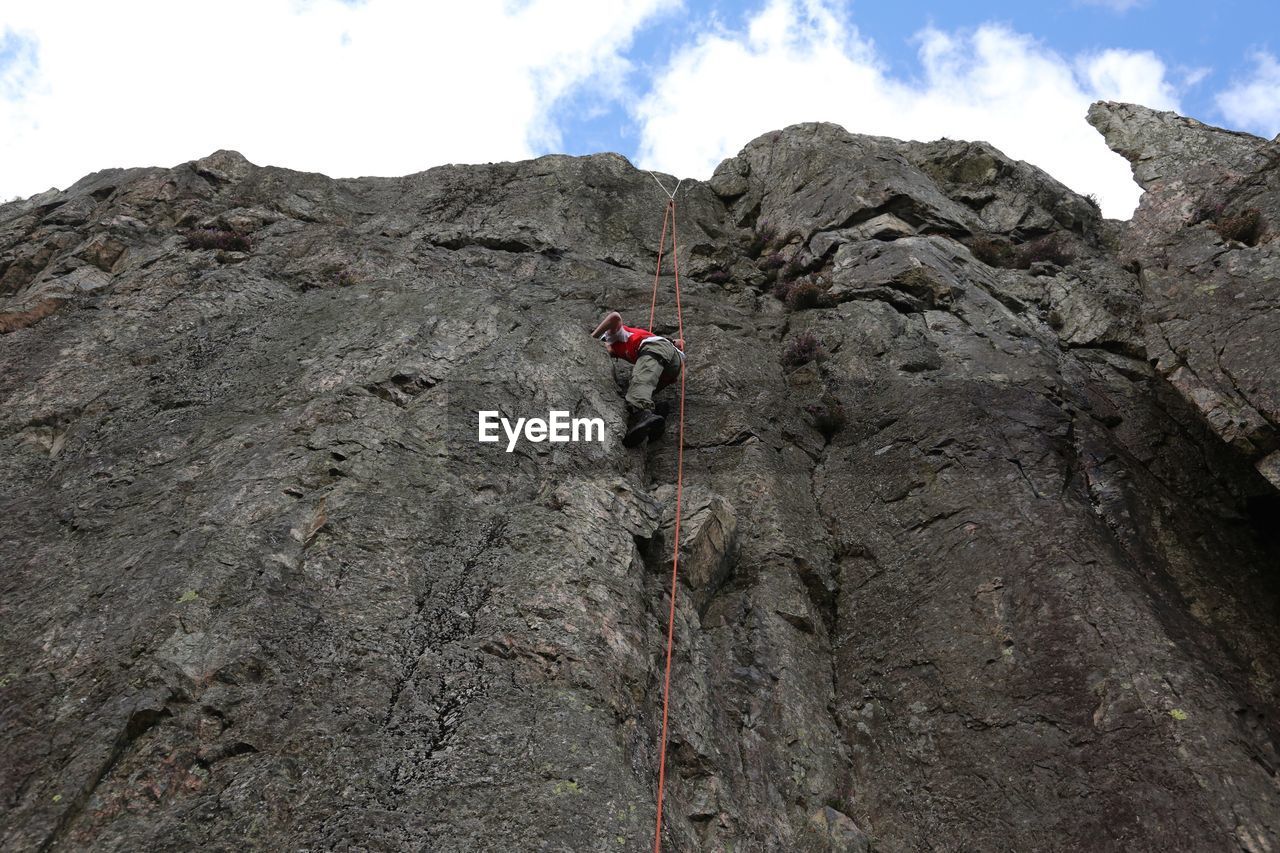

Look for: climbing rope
[646,175,685,853]
[647,202,670,332]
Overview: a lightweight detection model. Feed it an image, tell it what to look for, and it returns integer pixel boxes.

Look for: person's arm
[592,311,622,339]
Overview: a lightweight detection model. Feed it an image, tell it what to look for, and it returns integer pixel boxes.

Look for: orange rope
[648,201,671,331]
[651,197,686,853]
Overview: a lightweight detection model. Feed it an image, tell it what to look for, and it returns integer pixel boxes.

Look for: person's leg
[625,354,664,412]
[639,340,681,442]
[642,338,682,389]
[622,354,666,447]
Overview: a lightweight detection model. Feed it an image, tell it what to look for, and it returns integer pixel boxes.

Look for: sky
[1,0,1278,219]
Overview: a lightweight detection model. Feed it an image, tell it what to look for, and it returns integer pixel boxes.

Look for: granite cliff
[1,102,1279,851]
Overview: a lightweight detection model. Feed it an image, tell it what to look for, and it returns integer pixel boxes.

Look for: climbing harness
[647,172,685,853]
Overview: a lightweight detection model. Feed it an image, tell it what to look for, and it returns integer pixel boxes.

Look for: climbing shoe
[623,409,664,448]
[647,411,667,442]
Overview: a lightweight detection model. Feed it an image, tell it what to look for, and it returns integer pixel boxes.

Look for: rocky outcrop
[1089,101,1280,489]
[1,109,1278,852]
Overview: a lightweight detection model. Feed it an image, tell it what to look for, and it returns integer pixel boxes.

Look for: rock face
[1,108,1279,852]
[1089,101,1280,489]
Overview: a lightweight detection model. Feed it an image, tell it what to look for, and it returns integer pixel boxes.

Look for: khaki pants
[625,338,682,412]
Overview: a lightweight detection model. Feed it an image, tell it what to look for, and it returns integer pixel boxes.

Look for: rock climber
[592,310,684,448]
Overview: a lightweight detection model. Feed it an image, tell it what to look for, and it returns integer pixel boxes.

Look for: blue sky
[556,0,1278,158]
[2,1,1278,217]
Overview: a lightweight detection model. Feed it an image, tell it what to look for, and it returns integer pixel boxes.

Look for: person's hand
[673,338,684,351]
[592,311,622,339]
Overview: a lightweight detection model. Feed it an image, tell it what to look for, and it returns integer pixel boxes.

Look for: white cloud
[634,0,1182,219]
[1077,49,1178,107]
[0,29,38,101]
[0,0,675,199]
[1180,66,1212,89]
[1216,51,1280,139]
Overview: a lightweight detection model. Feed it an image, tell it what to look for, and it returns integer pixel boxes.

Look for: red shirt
[603,325,659,363]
